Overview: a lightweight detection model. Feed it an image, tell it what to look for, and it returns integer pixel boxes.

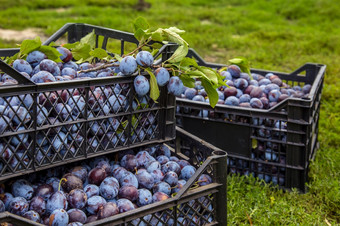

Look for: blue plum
[13,59,33,75]
[86,195,107,215]
[137,188,152,207]
[155,67,170,86]
[22,210,40,222]
[152,181,171,196]
[163,171,178,187]
[67,209,87,224]
[116,198,135,213]
[100,177,120,200]
[31,71,56,83]
[119,56,137,75]
[84,184,100,199]
[57,46,73,63]
[46,191,68,214]
[180,165,196,181]
[12,179,34,200]
[250,98,263,109]
[136,51,154,67]
[152,192,169,203]
[118,185,138,202]
[49,209,69,226]
[227,65,241,78]
[167,76,184,96]
[29,196,46,216]
[184,88,198,100]
[197,174,212,186]
[224,96,239,106]
[39,59,60,77]
[9,197,29,216]
[136,170,154,190]
[134,75,150,96]
[26,51,47,67]
[67,189,87,209]
[97,202,119,219]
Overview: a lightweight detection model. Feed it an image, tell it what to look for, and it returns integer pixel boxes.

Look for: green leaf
[38,46,62,62]
[167,44,188,63]
[228,57,252,79]
[146,68,160,102]
[180,57,198,68]
[90,48,108,59]
[48,41,58,47]
[19,36,42,56]
[179,74,195,88]
[166,27,185,34]
[71,43,91,61]
[62,42,80,49]
[199,67,218,85]
[201,79,219,108]
[134,28,146,43]
[162,28,188,45]
[114,54,123,62]
[151,42,163,49]
[151,29,163,42]
[80,30,96,49]
[133,17,149,32]
[4,52,19,65]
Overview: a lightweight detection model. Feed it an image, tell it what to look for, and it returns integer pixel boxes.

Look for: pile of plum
[1,47,182,98]
[178,64,312,112]
[0,47,180,172]
[0,144,213,225]
[176,64,313,187]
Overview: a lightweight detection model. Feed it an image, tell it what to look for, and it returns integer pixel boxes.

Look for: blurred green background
[0,0,339,224]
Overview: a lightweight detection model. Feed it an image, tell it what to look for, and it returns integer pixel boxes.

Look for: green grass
[0,0,339,224]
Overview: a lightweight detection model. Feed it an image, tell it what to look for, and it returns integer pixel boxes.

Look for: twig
[246,212,253,226]
[79,62,119,73]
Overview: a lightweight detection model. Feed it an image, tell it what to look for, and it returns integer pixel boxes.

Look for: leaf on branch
[167,44,188,63]
[162,28,188,46]
[201,78,219,108]
[151,29,163,43]
[146,68,160,102]
[90,48,108,59]
[38,45,62,62]
[180,57,198,68]
[133,17,150,32]
[71,43,91,61]
[179,74,195,88]
[79,30,96,49]
[199,67,219,85]
[62,42,80,49]
[19,36,42,57]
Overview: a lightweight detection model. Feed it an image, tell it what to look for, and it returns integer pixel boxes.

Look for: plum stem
[59,178,67,191]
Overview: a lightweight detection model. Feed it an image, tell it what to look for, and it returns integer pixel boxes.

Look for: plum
[49,209,69,226]
[88,167,107,186]
[227,65,241,78]
[13,59,32,75]
[67,209,87,224]
[34,184,54,201]
[8,197,29,216]
[57,46,73,63]
[118,185,138,202]
[26,51,47,67]
[46,191,68,214]
[12,179,34,200]
[116,198,135,213]
[154,67,170,86]
[152,181,171,196]
[29,196,46,216]
[119,56,137,75]
[152,192,169,203]
[86,195,107,215]
[99,177,120,200]
[167,76,184,96]
[68,189,87,209]
[22,210,40,222]
[97,202,119,219]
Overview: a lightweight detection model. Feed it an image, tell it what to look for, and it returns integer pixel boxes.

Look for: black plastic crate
[176,48,326,192]
[0,127,227,225]
[0,23,177,181]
